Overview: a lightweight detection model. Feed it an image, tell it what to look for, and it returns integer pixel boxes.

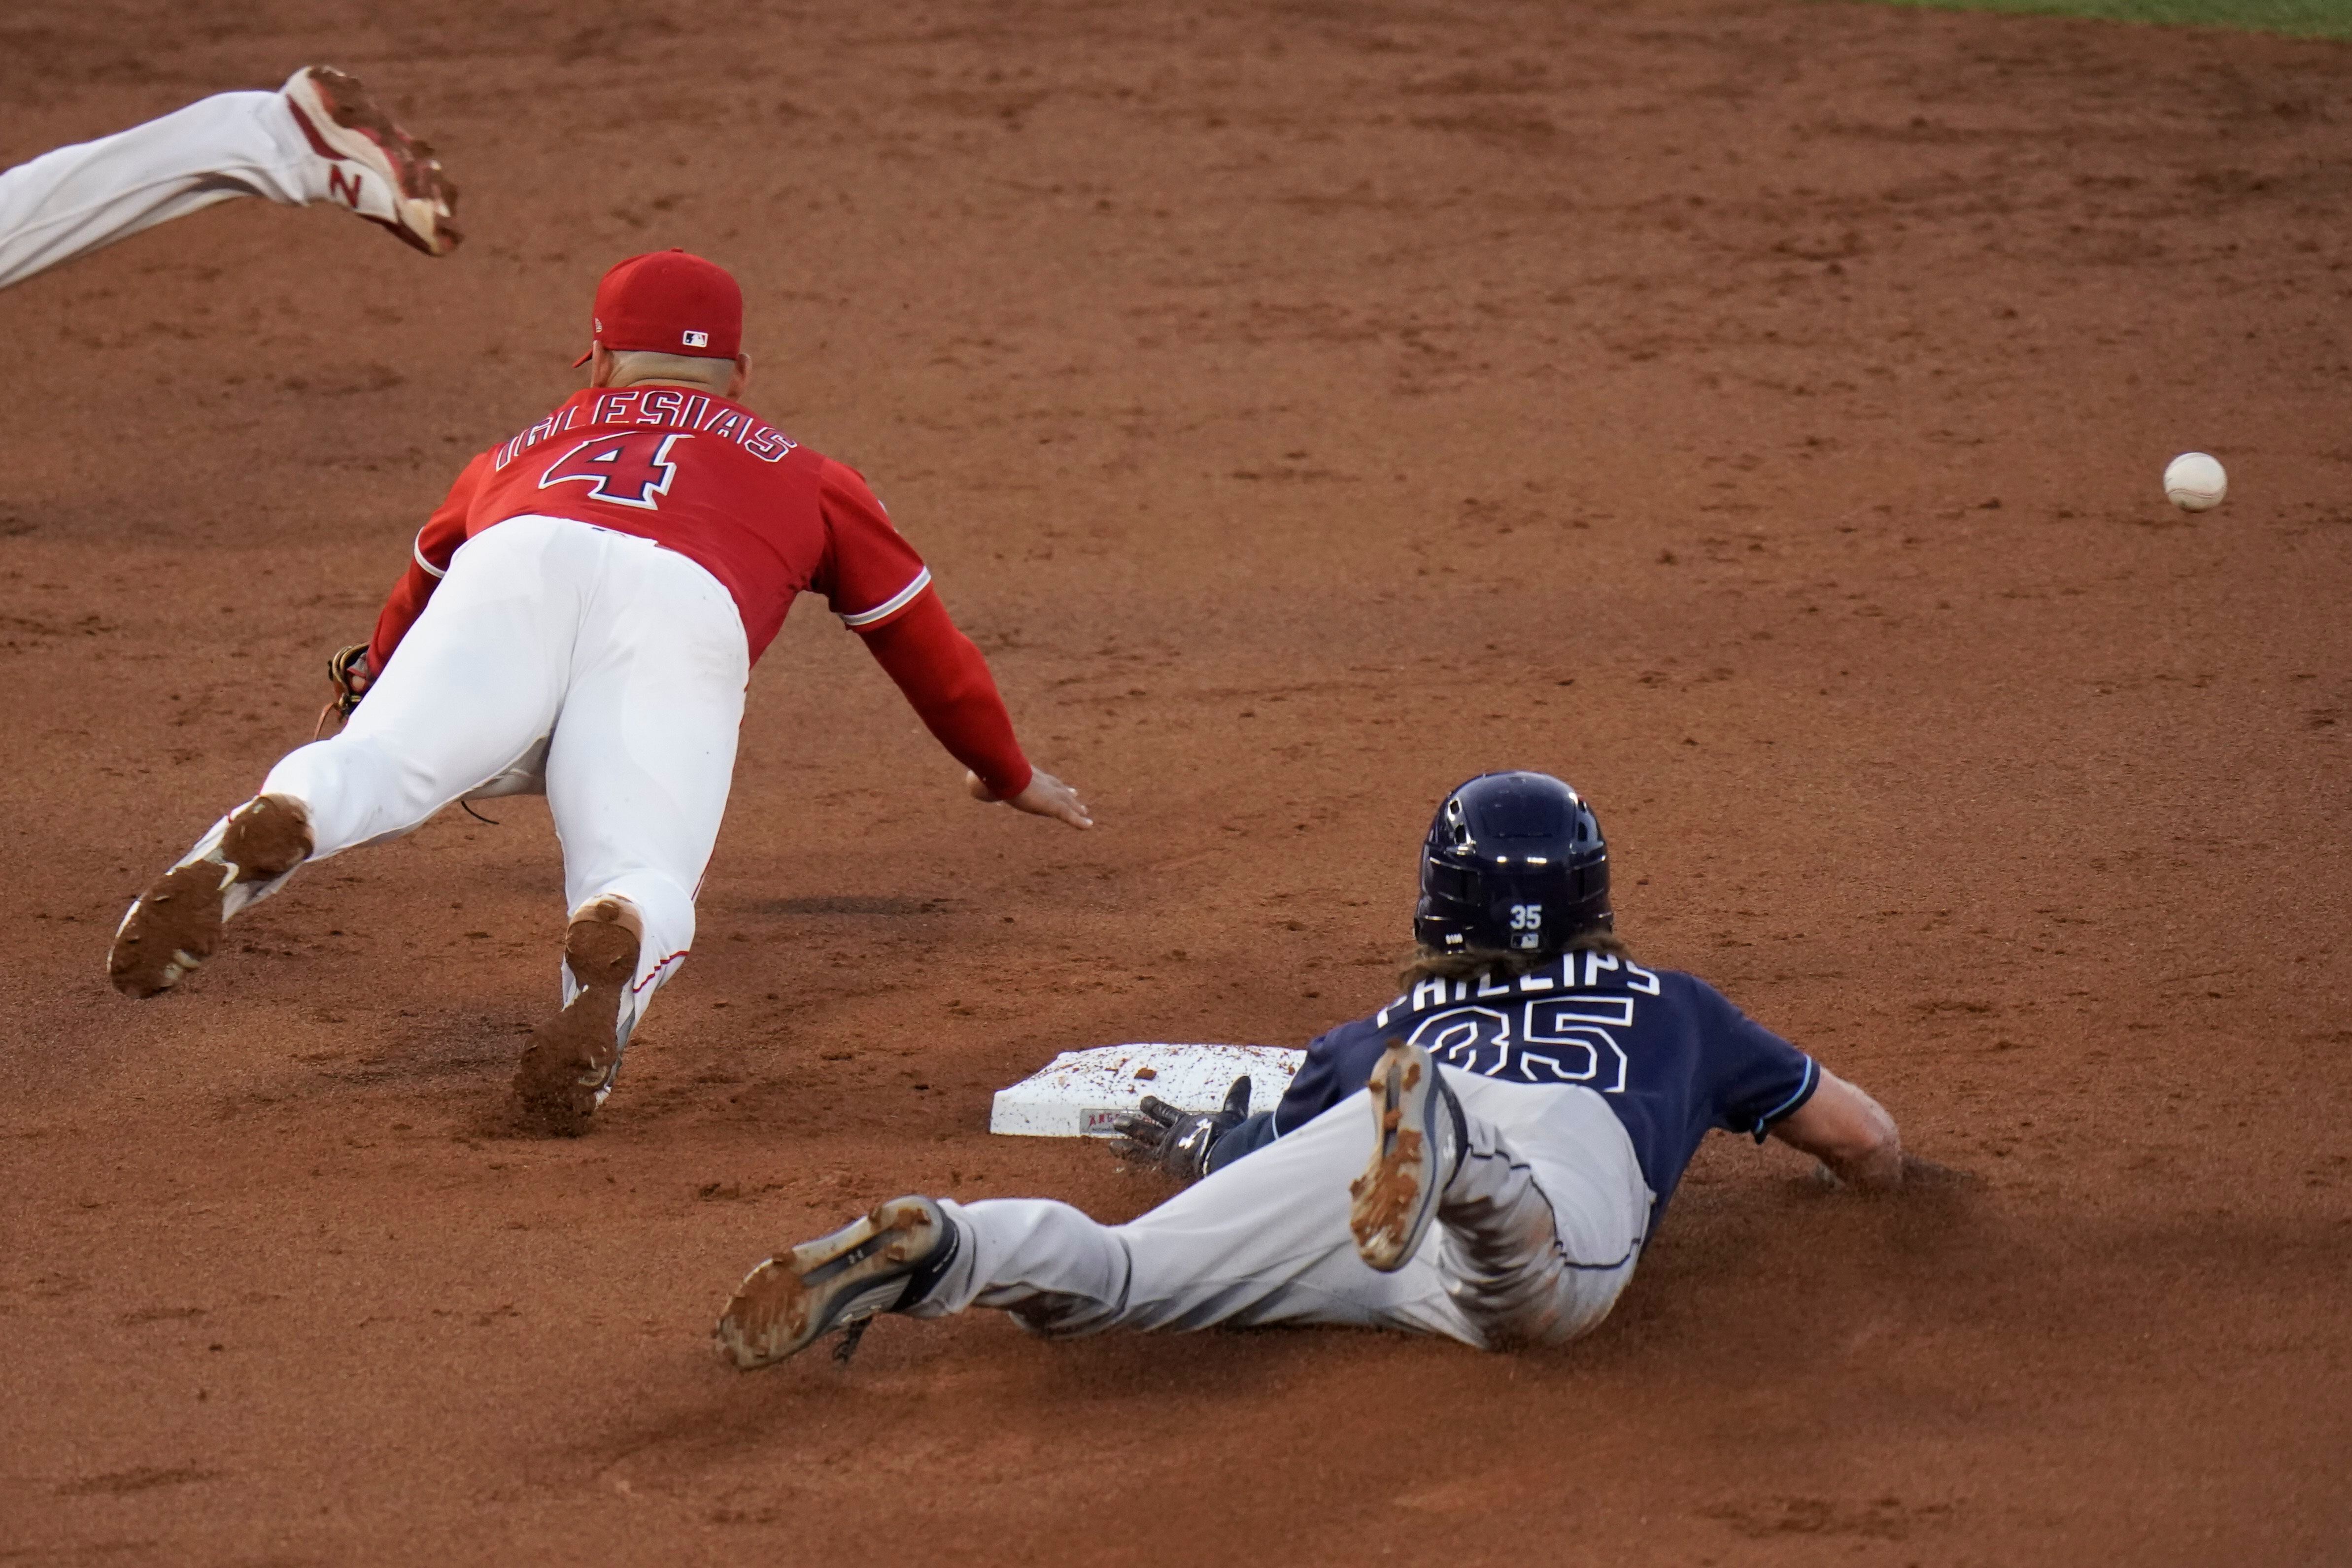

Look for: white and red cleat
[280,66,461,257]
[511,897,642,1136]
[108,794,313,998]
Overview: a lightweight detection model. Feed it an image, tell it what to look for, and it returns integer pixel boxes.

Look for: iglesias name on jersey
[396,387,927,663]
[1270,949,1819,1227]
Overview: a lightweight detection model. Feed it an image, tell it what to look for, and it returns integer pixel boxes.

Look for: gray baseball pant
[913,1073,1654,1349]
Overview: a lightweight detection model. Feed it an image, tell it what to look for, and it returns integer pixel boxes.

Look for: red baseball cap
[573,249,742,366]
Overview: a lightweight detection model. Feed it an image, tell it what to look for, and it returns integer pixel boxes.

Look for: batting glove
[1107,1075,1252,1181]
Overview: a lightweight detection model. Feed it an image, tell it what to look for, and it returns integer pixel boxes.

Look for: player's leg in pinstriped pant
[0,70,454,291]
[0,93,321,290]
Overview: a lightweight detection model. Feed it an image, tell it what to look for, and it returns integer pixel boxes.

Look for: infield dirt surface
[4,2,2349,1563]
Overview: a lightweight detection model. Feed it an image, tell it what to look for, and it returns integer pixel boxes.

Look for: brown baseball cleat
[109,795,313,998]
[1347,1038,1462,1272]
[280,65,461,257]
[716,1196,959,1370]
[512,897,642,1136]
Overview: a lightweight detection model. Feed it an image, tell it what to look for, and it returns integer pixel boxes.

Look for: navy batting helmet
[1414,772,1610,954]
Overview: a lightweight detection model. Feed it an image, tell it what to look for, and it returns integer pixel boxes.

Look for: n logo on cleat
[538,432,692,511]
[327,165,365,209]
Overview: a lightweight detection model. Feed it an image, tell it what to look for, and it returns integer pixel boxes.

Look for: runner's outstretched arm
[1771,1069,1902,1192]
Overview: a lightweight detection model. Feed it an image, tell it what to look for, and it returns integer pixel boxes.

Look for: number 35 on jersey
[1389,954,1665,1092]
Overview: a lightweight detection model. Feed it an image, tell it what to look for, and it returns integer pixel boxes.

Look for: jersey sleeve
[814,458,930,631]
[1688,979,1820,1142]
[1269,1018,1386,1138]
[1202,1111,1276,1174]
[855,588,1033,801]
[368,452,486,670]
[1216,1019,1369,1171]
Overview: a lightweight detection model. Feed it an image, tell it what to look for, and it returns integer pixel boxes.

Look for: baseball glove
[315,642,374,737]
[1106,1075,1252,1181]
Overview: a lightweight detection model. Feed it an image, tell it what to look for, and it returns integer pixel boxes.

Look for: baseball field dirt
[3,1,2348,1562]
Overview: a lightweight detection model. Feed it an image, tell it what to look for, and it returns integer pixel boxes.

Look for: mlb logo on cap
[682,330,710,348]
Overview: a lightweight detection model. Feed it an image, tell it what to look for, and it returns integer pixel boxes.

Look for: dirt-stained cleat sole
[108,795,313,998]
[716,1196,958,1370]
[1348,1037,1460,1273]
[281,65,461,257]
[511,897,642,1136]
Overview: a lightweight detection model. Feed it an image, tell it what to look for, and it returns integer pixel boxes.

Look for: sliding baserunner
[715,770,1905,1365]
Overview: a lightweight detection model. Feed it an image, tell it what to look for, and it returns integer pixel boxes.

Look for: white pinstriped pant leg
[913,1078,1652,1349]
[0,91,324,291]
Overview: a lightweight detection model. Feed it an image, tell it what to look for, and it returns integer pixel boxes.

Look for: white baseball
[2163,451,2227,512]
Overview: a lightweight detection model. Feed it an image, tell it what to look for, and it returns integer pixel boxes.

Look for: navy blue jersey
[1265,950,1818,1227]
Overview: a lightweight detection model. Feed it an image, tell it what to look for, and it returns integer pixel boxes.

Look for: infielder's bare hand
[967,768,1092,829]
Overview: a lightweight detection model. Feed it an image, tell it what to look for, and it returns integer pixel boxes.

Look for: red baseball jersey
[386,386,928,662]
[365,383,1037,801]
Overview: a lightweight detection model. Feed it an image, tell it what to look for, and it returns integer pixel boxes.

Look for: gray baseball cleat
[280,66,461,257]
[716,1196,960,1370]
[109,794,312,998]
[512,896,641,1136]
[1348,1037,1464,1272]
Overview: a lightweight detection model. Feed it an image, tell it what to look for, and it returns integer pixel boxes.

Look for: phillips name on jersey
[1272,948,1821,1227]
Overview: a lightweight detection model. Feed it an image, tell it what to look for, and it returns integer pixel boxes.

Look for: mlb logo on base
[682,329,709,348]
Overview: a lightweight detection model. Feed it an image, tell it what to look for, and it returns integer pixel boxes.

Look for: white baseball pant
[913,1071,1655,1349]
[0,90,329,291]
[177,514,749,1041]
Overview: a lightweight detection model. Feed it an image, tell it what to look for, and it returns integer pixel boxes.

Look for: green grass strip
[1868,0,2352,38]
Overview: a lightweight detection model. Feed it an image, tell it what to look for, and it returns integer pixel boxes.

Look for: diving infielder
[109,249,1089,1133]
[0,67,457,289]
[715,772,1904,1365]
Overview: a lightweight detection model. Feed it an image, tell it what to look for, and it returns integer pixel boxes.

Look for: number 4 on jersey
[539,431,691,511]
